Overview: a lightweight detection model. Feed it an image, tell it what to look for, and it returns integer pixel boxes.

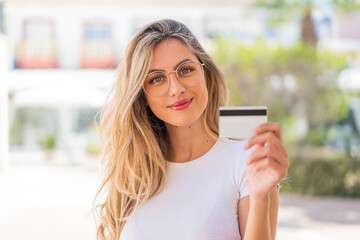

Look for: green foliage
[253,0,360,17]
[281,158,360,197]
[304,125,330,146]
[252,0,360,45]
[211,38,348,144]
[86,123,102,155]
[86,142,102,155]
[39,134,56,150]
[10,122,23,145]
[252,0,309,20]
[253,0,360,10]
[332,0,360,12]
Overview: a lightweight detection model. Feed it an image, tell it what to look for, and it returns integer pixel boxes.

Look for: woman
[94,19,289,240]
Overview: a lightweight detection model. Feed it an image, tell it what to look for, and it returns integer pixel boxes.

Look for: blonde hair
[93,19,228,240]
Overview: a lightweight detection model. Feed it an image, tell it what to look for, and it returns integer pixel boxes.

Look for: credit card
[219,106,267,140]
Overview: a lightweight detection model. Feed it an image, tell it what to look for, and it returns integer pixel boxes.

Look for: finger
[244,134,288,162]
[244,132,275,149]
[248,157,276,174]
[253,122,282,140]
[249,147,289,170]
[248,158,288,181]
[246,144,288,166]
[244,132,288,157]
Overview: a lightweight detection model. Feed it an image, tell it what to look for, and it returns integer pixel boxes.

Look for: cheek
[147,99,167,119]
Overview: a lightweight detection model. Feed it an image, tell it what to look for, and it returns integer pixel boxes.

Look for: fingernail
[243,143,248,149]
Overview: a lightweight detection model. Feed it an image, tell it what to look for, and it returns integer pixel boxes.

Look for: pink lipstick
[169,98,193,110]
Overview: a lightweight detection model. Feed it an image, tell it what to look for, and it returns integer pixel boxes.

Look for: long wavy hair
[93,19,228,240]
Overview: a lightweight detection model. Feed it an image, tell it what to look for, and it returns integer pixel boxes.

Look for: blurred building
[332,11,360,157]
[3,0,259,70]
[320,10,360,66]
[2,0,360,164]
[3,0,259,164]
[0,0,10,173]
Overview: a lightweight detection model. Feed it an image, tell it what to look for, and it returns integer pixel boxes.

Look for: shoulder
[216,137,250,160]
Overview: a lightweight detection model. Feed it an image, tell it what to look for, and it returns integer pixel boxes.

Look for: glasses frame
[143,59,205,98]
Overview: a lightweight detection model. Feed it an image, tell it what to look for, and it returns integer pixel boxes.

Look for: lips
[168,98,193,110]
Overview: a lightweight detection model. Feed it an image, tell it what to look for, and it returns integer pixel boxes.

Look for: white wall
[4,4,253,68]
[0,34,9,173]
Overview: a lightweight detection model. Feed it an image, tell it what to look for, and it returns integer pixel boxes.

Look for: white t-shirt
[120,137,251,240]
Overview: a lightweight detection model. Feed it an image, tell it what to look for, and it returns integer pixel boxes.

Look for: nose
[168,72,185,96]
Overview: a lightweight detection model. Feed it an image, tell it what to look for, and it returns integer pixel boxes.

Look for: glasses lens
[143,60,204,97]
[144,72,169,97]
[176,61,203,86]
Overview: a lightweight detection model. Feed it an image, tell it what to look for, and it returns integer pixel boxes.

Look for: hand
[242,123,289,200]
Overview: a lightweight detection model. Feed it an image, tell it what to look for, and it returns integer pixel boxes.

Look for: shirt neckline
[166,138,221,168]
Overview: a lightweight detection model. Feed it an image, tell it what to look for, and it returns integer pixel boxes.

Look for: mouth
[168,97,193,110]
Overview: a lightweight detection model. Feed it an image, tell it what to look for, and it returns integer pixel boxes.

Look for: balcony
[80,39,115,69]
[16,39,57,69]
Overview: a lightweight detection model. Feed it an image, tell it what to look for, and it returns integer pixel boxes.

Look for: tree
[211,38,348,143]
[253,0,360,46]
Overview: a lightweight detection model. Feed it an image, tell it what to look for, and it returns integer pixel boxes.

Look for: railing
[17,40,57,68]
[80,39,115,69]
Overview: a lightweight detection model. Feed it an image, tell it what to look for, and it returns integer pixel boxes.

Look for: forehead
[150,38,197,70]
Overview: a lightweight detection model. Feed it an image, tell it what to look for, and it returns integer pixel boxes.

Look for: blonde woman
[94,19,289,240]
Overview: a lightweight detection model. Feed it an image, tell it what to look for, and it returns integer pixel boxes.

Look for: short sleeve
[235,145,251,200]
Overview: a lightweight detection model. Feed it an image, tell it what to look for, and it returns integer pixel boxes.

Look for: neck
[165,116,217,163]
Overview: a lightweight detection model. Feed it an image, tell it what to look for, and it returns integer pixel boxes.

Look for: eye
[178,66,195,76]
[180,68,192,75]
[148,74,167,84]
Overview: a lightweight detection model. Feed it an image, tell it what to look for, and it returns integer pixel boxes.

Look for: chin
[171,120,196,127]
[164,112,204,128]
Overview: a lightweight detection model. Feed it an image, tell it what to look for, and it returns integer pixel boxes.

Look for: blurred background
[0,0,360,239]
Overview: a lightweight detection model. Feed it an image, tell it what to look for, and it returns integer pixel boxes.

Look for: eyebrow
[147,58,193,74]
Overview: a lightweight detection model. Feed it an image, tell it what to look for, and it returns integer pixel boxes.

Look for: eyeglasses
[143,59,205,97]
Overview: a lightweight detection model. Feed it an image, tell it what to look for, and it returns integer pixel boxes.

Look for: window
[81,21,115,69]
[17,19,57,68]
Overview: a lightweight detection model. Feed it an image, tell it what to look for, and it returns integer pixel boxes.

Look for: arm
[238,187,279,240]
[239,123,288,240]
